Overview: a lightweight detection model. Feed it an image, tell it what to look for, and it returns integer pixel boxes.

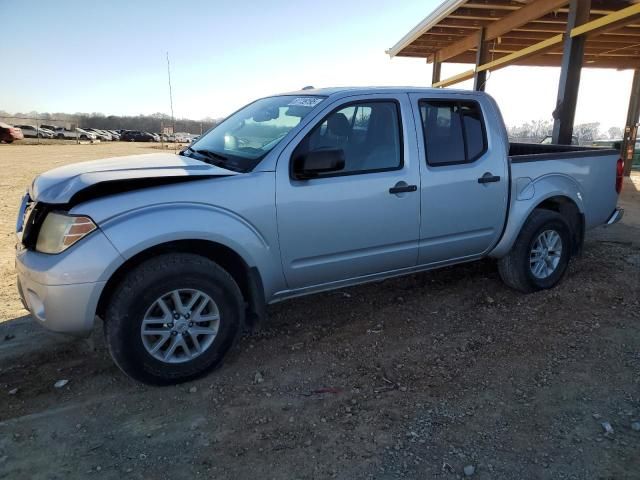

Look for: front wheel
[104,253,244,385]
[498,209,572,293]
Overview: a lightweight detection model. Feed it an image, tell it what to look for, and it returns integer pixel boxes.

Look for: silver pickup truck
[15,87,624,384]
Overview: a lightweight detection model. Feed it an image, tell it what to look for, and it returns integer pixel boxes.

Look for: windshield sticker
[288,97,323,107]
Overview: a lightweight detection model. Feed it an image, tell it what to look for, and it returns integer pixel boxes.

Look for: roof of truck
[281,86,478,96]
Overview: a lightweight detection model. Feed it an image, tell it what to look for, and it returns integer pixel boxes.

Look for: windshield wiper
[193,148,228,162]
[182,147,231,167]
[185,147,247,173]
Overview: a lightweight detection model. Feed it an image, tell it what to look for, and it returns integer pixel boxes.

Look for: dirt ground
[0,143,639,480]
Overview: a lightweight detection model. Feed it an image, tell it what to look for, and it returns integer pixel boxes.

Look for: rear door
[276,93,421,289]
[409,93,508,265]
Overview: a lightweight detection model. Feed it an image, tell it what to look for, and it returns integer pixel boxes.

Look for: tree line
[1,109,624,143]
[508,119,623,144]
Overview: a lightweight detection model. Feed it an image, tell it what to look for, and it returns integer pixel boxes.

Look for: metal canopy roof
[388,0,640,70]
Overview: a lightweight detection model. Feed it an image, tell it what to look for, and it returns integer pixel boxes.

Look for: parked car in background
[147,132,160,142]
[80,129,99,140]
[14,87,624,384]
[54,128,72,140]
[120,130,156,142]
[14,125,38,138]
[54,128,97,141]
[0,123,23,143]
[84,128,112,141]
[174,132,191,143]
[40,124,59,132]
[100,130,114,141]
[634,140,640,167]
[39,128,56,138]
[15,125,53,139]
[119,130,135,141]
[107,130,121,141]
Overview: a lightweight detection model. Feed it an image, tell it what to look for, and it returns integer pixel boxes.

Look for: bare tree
[573,122,601,144]
[607,126,623,140]
[507,120,553,142]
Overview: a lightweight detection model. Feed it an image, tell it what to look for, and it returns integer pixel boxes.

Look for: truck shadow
[0,314,80,364]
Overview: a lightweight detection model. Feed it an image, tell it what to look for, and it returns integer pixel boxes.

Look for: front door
[276,94,421,290]
[409,93,509,265]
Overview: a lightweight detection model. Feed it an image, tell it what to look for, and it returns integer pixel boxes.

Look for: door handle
[389,182,417,194]
[478,172,501,184]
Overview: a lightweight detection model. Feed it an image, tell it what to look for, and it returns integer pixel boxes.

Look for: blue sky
[2,0,635,129]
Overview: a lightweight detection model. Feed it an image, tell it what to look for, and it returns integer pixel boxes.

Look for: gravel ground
[0,143,638,479]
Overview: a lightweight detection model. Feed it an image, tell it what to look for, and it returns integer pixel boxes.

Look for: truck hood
[30,153,238,204]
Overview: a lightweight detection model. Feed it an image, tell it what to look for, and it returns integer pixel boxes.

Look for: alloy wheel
[140,289,220,364]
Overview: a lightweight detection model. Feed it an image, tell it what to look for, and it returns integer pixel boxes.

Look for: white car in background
[174,132,191,143]
[84,128,112,141]
[40,127,57,138]
[107,130,121,141]
[54,128,97,141]
[14,125,54,139]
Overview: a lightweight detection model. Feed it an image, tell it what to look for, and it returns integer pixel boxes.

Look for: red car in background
[0,123,24,143]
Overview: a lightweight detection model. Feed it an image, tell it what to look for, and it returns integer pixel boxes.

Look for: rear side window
[419,100,486,166]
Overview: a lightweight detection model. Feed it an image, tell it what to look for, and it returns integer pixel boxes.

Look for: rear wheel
[104,253,244,385]
[498,209,572,293]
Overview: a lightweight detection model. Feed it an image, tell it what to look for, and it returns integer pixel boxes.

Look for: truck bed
[507,142,620,232]
[509,142,619,161]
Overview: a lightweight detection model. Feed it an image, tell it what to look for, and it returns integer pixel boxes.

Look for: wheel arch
[535,195,584,255]
[96,239,266,329]
[490,188,585,259]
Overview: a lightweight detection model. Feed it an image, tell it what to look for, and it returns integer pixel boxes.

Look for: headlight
[36,212,97,254]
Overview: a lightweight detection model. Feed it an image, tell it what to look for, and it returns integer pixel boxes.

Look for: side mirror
[293,148,345,179]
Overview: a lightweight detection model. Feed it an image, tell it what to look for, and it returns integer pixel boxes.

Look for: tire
[498,209,572,293]
[57,134,65,140]
[104,253,245,385]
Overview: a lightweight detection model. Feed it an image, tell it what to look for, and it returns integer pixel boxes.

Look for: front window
[185,95,325,172]
[292,100,403,176]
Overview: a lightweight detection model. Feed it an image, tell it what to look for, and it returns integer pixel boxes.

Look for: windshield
[185,95,325,172]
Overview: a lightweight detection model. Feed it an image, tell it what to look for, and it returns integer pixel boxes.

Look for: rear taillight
[615,158,624,194]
